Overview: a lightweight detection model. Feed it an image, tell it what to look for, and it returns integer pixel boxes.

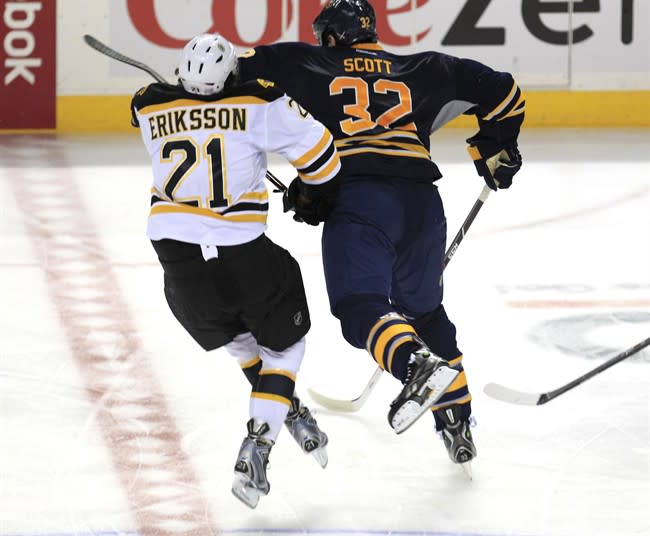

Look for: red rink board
[0,0,56,129]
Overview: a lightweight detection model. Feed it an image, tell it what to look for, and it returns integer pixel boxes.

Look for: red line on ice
[9,138,217,535]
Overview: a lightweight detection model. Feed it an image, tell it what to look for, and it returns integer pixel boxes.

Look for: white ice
[1,129,649,536]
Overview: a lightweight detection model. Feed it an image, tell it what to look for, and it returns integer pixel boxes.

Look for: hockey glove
[282,177,334,226]
[467,136,522,191]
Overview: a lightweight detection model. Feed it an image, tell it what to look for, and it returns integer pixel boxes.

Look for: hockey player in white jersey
[131,33,340,509]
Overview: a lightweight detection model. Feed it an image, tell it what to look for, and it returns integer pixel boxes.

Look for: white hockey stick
[308,367,383,413]
[307,185,492,411]
[484,336,650,405]
[82,35,288,193]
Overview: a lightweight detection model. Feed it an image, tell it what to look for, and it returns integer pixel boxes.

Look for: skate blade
[310,446,328,469]
[391,367,459,434]
[231,474,264,509]
[460,461,473,480]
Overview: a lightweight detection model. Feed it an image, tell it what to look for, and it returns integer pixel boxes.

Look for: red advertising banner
[125,0,424,48]
[0,0,56,129]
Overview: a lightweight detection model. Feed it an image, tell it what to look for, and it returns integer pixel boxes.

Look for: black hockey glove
[282,177,336,226]
[467,135,522,191]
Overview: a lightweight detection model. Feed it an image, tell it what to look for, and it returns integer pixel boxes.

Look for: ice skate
[388,345,459,434]
[285,396,329,468]
[436,404,477,479]
[232,419,273,508]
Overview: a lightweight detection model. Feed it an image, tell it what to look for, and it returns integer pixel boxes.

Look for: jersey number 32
[330,77,416,135]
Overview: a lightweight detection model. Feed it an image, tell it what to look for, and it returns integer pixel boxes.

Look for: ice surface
[1,129,648,536]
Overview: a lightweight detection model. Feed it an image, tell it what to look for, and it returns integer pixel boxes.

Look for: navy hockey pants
[322,177,449,349]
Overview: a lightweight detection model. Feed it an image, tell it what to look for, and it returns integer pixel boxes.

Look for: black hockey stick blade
[484,336,650,406]
[83,34,169,84]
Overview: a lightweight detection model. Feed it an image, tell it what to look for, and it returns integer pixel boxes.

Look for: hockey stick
[307,184,492,412]
[83,34,168,83]
[483,336,650,406]
[83,34,288,193]
[309,366,383,413]
[443,184,491,270]
[265,171,287,193]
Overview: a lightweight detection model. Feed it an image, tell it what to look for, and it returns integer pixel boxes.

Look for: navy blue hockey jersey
[238,42,524,182]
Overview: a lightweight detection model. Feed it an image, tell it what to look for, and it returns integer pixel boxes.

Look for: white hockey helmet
[177,33,238,95]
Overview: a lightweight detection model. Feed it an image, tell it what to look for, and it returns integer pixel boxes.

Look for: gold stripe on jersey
[150,186,269,203]
[501,105,525,120]
[351,43,384,51]
[483,82,526,123]
[240,191,269,201]
[298,151,341,183]
[339,130,421,143]
[337,146,432,160]
[499,92,526,121]
[139,96,270,116]
[151,184,269,216]
[291,129,340,185]
[337,138,430,157]
[291,130,334,168]
[335,130,431,160]
[150,203,267,223]
[483,81,518,121]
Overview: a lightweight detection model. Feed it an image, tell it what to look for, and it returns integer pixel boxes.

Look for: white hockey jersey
[131,79,341,246]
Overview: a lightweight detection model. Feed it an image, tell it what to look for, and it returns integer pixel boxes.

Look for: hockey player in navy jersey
[238,0,525,469]
[131,33,339,508]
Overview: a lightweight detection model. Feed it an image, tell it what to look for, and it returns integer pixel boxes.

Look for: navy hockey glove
[467,136,522,191]
[282,177,332,226]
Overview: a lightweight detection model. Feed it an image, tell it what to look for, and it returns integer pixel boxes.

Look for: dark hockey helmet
[312,0,377,46]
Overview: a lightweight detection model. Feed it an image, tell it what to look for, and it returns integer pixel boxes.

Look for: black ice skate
[285,396,329,468]
[388,345,459,434]
[232,418,273,508]
[436,404,477,478]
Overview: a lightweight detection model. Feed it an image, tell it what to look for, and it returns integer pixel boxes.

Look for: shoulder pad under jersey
[222,78,285,103]
[131,83,185,111]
